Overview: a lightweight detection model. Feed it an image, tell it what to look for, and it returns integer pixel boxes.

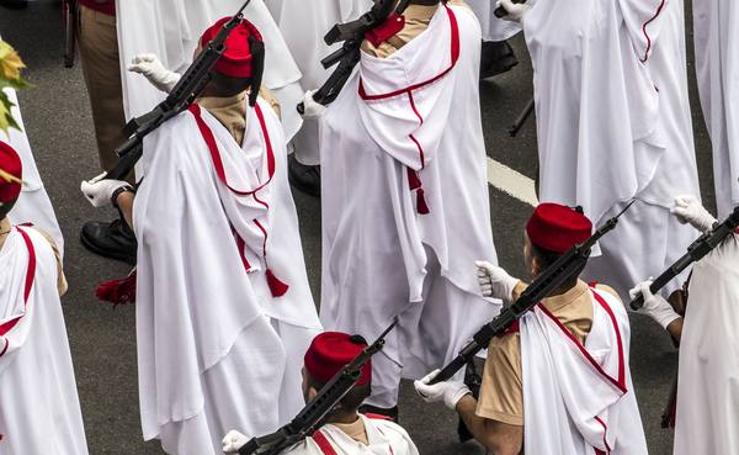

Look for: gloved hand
[301,90,326,119]
[222,430,249,453]
[671,195,717,233]
[495,0,530,23]
[629,280,681,330]
[128,53,181,94]
[475,261,520,303]
[80,172,132,208]
[414,369,471,411]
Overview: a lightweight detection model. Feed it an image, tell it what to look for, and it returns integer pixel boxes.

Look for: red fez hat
[0,142,22,205]
[304,332,371,386]
[526,203,592,253]
[199,17,263,79]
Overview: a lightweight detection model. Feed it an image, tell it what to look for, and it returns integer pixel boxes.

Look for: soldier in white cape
[631,196,739,455]
[416,203,648,454]
[81,19,321,454]
[498,0,701,299]
[693,0,739,218]
[0,142,88,454]
[316,0,502,414]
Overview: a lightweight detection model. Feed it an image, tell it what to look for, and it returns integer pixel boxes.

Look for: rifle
[507,97,534,137]
[102,0,252,181]
[430,200,636,384]
[63,0,78,68]
[494,0,527,18]
[630,205,739,310]
[237,319,399,455]
[297,0,410,113]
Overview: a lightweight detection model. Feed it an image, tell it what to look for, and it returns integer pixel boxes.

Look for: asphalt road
[0,1,716,454]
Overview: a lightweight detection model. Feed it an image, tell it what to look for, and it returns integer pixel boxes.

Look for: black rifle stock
[237,319,398,455]
[103,0,252,181]
[430,200,636,384]
[630,206,739,310]
[297,0,409,113]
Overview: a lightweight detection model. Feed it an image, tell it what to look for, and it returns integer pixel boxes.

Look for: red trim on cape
[0,227,37,355]
[594,415,612,454]
[640,0,667,62]
[312,430,339,455]
[357,5,460,101]
[536,291,627,393]
[188,102,276,198]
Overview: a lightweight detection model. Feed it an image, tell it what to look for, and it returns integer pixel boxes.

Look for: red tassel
[95,270,137,307]
[416,188,430,214]
[407,168,422,190]
[266,268,289,297]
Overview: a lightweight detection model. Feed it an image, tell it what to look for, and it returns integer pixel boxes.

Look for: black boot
[80,218,137,265]
[288,154,321,197]
[480,40,518,80]
[0,0,28,9]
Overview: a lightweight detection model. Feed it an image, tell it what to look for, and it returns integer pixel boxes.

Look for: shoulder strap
[312,430,339,455]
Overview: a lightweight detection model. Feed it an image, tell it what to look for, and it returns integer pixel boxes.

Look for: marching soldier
[416,203,649,454]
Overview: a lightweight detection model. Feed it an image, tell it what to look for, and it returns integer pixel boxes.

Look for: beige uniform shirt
[198,88,281,146]
[476,280,619,426]
[332,417,370,445]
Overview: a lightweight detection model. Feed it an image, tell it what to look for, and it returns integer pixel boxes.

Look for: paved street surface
[1,2,716,454]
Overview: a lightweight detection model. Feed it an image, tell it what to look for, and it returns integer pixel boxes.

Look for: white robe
[465,0,520,42]
[266,0,372,165]
[520,288,648,455]
[0,226,88,454]
[523,0,699,298]
[116,0,304,141]
[134,97,321,453]
[319,4,502,407]
[693,0,739,218]
[1,88,64,255]
[674,233,739,455]
[281,415,419,455]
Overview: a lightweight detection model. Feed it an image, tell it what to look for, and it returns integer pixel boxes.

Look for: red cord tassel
[266,268,289,297]
[416,188,430,214]
[95,270,137,307]
[408,168,422,190]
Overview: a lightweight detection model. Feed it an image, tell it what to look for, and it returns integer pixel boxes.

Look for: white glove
[475,261,520,303]
[413,369,471,411]
[629,280,681,330]
[671,195,717,233]
[222,430,249,453]
[128,53,181,94]
[495,0,530,23]
[80,172,131,208]
[301,90,326,119]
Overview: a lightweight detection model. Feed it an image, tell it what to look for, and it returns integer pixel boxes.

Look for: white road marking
[486,157,539,207]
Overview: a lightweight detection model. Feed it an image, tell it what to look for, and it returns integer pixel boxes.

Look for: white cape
[134,97,320,451]
[2,88,64,255]
[465,0,520,42]
[693,0,739,217]
[0,227,87,454]
[674,233,739,455]
[266,0,372,165]
[282,415,419,455]
[116,0,304,141]
[520,288,648,455]
[319,4,501,393]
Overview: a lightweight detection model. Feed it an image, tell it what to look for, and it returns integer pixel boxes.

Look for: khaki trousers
[78,5,127,173]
